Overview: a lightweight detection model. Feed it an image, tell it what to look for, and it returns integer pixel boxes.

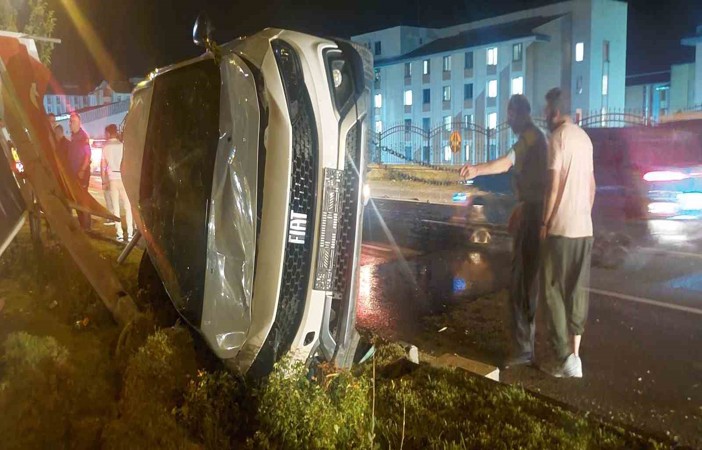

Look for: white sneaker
[550,354,583,378]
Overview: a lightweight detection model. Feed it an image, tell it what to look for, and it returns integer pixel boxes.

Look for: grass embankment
[0,227,670,449]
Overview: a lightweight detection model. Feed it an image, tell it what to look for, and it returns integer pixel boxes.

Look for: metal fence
[372,110,657,166]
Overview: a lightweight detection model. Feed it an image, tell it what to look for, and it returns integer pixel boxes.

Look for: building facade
[43,80,132,116]
[351,0,628,163]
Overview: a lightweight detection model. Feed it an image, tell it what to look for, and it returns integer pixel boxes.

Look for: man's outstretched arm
[460,154,513,179]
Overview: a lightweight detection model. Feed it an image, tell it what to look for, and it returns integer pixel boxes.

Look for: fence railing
[371,110,659,166]
[74,100,131,124]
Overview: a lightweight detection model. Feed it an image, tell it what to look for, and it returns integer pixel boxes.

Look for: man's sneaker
[504,352,534,369]
[550,353,583,378]
[116,236,125,243]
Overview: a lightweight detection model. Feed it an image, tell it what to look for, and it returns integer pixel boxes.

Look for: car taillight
[643,171,689,182]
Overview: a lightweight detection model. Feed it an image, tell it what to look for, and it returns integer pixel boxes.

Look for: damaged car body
[122,27,372,375]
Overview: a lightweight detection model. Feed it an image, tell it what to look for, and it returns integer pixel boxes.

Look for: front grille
[250,83,317,376]
[332,124,362,298]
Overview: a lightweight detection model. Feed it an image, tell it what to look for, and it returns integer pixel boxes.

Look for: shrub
[252,358,373,449]
[177,370,251,449]
[0,333,75,450]
[102,328,198,450]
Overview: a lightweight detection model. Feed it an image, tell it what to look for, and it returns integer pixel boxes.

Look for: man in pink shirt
[541,88,596,379]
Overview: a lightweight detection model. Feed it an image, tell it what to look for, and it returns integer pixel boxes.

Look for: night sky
[46,0,702,89]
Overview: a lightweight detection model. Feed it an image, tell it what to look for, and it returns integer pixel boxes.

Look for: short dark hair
[545,87,566,113]
[508,94,531,117]
[105,124,118,137]
[54,124,64,133]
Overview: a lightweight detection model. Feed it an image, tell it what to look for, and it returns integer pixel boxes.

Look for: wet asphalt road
[359,198,702,447]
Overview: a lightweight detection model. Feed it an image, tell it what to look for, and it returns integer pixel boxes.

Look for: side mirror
[193,13,214,49]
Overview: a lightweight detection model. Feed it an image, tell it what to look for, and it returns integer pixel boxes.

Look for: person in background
[68,113,92,230]
[47,113,56,131]
[101,124,133,242]
[100,139,114,224]
[540,87,596,379]
[460,94,548,369]
[53,124,70,166]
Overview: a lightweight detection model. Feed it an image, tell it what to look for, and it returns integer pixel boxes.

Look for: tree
[20,0,57,66]
[0,0,17,31]
[0,0,56,66]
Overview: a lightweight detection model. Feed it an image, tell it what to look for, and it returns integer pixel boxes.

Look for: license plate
[314,169,343,291]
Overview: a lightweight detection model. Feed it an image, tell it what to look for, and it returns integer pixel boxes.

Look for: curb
[395,340,500,382]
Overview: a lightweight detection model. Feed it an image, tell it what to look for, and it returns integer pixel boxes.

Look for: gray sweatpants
[541,235,594,360]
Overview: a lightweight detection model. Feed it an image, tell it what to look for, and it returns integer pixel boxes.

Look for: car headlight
[324,49,355,115]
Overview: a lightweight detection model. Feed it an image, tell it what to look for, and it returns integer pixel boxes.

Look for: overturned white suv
[121,26,371,375]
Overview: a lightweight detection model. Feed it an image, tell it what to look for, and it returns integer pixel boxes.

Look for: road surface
[360,198,702,447]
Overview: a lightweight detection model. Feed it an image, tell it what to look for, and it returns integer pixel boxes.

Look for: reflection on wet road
[357,247,509,338]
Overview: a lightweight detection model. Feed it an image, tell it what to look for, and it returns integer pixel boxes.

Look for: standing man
[540,88,596,378]
[101,124,133,242]
[68,113,92,230]
[460,94,548,368]
[53,124,70,165]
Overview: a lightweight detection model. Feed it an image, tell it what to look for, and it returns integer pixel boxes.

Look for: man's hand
[460,163,479,179]
[539,224,549,241]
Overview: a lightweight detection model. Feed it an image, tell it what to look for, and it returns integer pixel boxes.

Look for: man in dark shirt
[460,95,548,368]
[68,113,92,230]
[53,124,70,166]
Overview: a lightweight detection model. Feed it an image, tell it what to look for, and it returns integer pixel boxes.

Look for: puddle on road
[357,247,510,338]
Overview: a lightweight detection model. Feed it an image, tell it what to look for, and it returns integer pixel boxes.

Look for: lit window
[575,42,584,62]
[423,59,431,75]
[464,114,473,128]
[487,112,497,130]
[444,145,452,161]
[443,55,452,72]
[511,77,524,95]
[513,43,522,62]
[404,90,413,106]
[375,120,383,133]
[465,142,471,161]
[487,47,498,66]
[487,80,498,98]
[443,86,451,102]
[374,93,383,108]
[405,62,412,78]
[602,74,608,96]
[444,115,452,131]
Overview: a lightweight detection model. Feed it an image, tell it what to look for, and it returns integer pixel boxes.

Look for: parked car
[122,25,372,375]
[457,126,702,266]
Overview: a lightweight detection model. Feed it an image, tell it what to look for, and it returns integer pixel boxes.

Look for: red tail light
[643,171,689,182]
